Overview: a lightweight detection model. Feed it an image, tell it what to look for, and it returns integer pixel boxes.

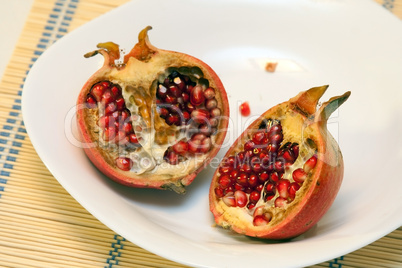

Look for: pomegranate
[209,85,350,239]
[76,26,229,193]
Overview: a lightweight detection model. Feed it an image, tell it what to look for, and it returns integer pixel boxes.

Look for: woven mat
[0,0,401,267]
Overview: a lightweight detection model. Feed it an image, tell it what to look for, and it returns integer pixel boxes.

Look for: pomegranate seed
[224,186,234,195]
[215,187,224,198]
[234,183,245,191]
[247,202,256,210]
[192,133,207,141]
[252,131,265,145]
[274,160,285,173]
[219,165,232,175]
[98,115,111,129]
[289,182,301,198]
[259,171,269,182]
[251,163,262,173]
[244,140,255,151]
[103,127,116,141]
[253,215,269,226]
[205,98,218,110]
[234,191,248,207]
[256,184,264,192]
[173,77,185,90]
[158,107,169,118]
[165,95,177,104]
[226,156,236,167]
[181,92,190,102]
[111,86,120,97]
[166,114,179,125]
[190,85,205,106]
[199,137,212,153]
[86,95,97,107]
[292,168,307,183]
[249,191,261,203]
[129,133,139,144]
[115,157,133,171]
[282,150,295,163]
[123,122,133,133]
[182,111,190,122]
[186,84,194,94]
[101,90,113,105]
[203,87,215,100]
[291,143,299,157]
[239,101,250,116]
[218,175,232,189]
[116,97,125,110]
[268,124,282,137]
[222,193,236,207]
[91,84,104,101]
[209,117,219,128]
[275,197,288,208]
[172,140,189,155]
[105,102,117,115]
[115,130,126,142]
[191,109,210,124]
[248,173,259,188]
[270,133,283,144]
[121,109,130,121]
[240,163,252,174]
[169,85,182,97]
[237,173,249,186]
[188,139,201,154]
[101,81,110,88]
[304,155,318,173]
[157,84,168,99]
[165,151,179,165]
[277,179,291,199]
[230,169,239,180]
[265,194,275,201]
[210,107,221,118]
[265,183,275,193]
[199,124,212,136]
[186,102,195,113]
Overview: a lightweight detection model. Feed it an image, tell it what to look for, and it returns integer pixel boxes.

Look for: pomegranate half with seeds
[76,26,229,193]
[209,85,350,239]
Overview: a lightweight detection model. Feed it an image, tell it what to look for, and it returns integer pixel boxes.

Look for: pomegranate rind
[209,86,350,239]
[77,27,229,193]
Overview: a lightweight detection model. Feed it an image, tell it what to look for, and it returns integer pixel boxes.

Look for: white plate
[22,0,402,267]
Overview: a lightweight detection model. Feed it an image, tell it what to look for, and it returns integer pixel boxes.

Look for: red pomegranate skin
[209,86,350,239]
[77,26,229,193]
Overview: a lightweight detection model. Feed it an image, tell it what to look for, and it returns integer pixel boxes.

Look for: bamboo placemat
[0,0,401,267]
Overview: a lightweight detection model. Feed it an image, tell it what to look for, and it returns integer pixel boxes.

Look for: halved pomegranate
[77,26,229,193]
[209,85,350,239]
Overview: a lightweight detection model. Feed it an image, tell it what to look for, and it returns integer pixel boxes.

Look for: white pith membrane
[84,53,225,181]
[212,104,319,229]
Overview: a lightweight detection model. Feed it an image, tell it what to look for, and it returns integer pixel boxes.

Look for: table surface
[0,1,401,268]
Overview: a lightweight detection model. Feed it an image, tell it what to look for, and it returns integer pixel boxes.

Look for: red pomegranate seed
[224,186,234,195]
[270,133,283,144]
[188,139,201,154]
[169,85,182,97]
[129,133,139,144]
[158,107,169,118]
[91,84,104,101]
[165,95,177,104]
[265,183,275,193]
[239,101,250,116]
[222,193,236,207]
[274,160,285,173]
[166,114,179,125]
[240,163,252,173]
[123,122,133,133]
[111,86,120,97]
[215,187,225,198]
[230,170,238,181]
[181,92,190,102]
[304,155,318,173]
[253,215,270,226]
[101,90,113,105]
[115,157,133,171]
[248,173,259,187]
[237,173,249,186]
[203,87,215,100]
[209,117,219,128]
[166,151,179,165]
[191,109,210,124]
[282,150,295,163]
[277,179,291,199]
[247,202,256,210]
[292,168,307,183]
[115,97,125,110]
[101,81,110,88]
[289,182,301,198]
[105,102,117,115]
[190,85,205,106]
[121,109,130,121]
[259,171,269,183]
[86,95,97,107]
[268,124,282,137]
[291,143,299,157]
[173,77,185,90]
[249,191,261,203]
[192,133,207,141]
[218,175,232,189]
[234,191,248,207]
[172,140,189,155]
[244,140,255,151]
[252,131,266,145]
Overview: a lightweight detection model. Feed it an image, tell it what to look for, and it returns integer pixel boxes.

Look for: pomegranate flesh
[209,85,350,239]
[77,26,229,193]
